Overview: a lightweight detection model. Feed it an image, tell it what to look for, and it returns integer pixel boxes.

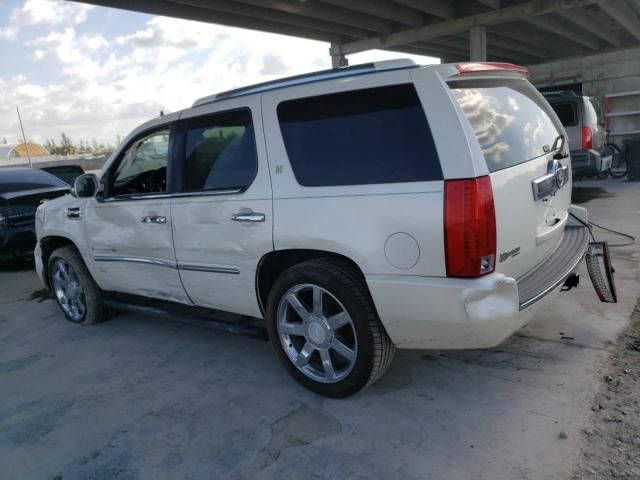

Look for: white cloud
[0,12,438,146]
[10,0,92,27]
[80,34,108,51]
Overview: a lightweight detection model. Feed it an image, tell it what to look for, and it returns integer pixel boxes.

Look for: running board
[103,297,268,341]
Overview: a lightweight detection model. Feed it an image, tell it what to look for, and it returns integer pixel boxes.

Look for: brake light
[444,176,496,277]
[455,63,530,75]
[582,126,593,150]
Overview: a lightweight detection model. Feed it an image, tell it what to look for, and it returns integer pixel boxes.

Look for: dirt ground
[572,302,640,480]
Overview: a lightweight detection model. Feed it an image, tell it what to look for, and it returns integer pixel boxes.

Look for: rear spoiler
[454,63,530,76]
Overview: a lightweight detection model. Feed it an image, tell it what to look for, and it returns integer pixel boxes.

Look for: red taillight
[582,126,593,150]
[444,176,497,278]
[455,63,530,75]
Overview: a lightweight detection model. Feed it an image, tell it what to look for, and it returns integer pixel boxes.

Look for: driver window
[112,129,170,196]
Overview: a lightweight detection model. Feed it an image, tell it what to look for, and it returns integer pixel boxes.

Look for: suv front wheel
[266,258,395,397]
[48,246,110,325]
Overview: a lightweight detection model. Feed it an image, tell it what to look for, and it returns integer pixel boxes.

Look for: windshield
[450,79,562,173]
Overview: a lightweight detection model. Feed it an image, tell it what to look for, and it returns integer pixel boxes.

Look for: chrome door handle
[66,207,82,220]
[140,215,167,224]
[231,212,265,223]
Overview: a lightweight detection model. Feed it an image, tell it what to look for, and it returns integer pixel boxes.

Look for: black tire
[48,246,110,325]
[265,258,395,398]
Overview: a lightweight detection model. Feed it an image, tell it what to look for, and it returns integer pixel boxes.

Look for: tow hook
[562,273,580,291]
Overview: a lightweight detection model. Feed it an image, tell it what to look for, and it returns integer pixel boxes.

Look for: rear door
[170,98,272,318]
[449,77,571,279]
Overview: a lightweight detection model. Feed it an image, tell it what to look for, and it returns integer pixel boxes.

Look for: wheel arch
[39,235,78,288]
[256,249,368,316]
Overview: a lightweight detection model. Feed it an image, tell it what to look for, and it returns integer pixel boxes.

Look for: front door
[170,100,273,318]
[85,124,190,304]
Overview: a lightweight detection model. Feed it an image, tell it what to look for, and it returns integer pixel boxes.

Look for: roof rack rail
[192,59,417,107]
[541,90,581,97]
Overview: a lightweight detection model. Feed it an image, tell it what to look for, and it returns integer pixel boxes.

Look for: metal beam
[81,0,345,43]
[318,0,425,27]
[555,7,621,46]
[598,0,640,41]
[485,32,553,58]
[390,0,454,19]
[333,0,599,56]
[232,0,393,34]
[526,14,601,50]
[172,0,372,38]
[432,35,536,63]
[628,0,640,14]
[492,22,589,56]
[476,0,501,8]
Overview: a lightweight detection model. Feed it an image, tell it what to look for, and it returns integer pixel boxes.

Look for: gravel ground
[572,301,640,480]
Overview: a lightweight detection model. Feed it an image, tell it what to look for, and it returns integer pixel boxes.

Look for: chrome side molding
[93,255,240,275]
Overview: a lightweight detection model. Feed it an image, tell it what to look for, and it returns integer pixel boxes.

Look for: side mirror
[72,173,98,198]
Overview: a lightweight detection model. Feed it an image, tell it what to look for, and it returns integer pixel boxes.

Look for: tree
[0,137,6,145]
[58,133,76,155]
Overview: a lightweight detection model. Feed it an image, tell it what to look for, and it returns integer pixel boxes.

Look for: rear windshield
[0,169,67,194]
[550,102,578,127]
[450,80,562,173]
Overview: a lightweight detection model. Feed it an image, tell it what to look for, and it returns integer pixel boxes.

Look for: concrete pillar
[330,43,349,68]
[469,26,487,62]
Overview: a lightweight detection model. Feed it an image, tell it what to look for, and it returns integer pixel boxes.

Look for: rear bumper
[367,226,590,350]
[571,149,612,175]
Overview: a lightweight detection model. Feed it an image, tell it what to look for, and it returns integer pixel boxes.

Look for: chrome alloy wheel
[276,284,358,383]
[51,259,86,322]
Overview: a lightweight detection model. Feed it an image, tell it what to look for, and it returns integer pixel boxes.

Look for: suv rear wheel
[48,246,109,325]
[266,258,395,397]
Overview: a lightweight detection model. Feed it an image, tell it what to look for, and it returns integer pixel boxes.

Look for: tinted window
[277,84,442,187]
[0,169,67,194]
[550,102,578,126]
[112,130,170,196]
[451,81,562,173]
[184,109,257,192]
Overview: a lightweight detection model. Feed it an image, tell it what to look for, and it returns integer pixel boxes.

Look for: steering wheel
[148,167,166,192]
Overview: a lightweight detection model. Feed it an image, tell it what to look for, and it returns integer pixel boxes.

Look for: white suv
[35,60,591,397]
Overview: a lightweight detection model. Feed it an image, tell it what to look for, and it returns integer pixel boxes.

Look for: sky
[0,0,438,147]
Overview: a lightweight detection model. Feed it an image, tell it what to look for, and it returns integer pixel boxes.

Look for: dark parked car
[0,168,69,260]
[42,165,85,185]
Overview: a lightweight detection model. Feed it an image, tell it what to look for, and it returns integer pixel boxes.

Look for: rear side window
[184,109,257,192]
[451,80,562,173]
[277,84,442,187]
[0,169,67,194]
[550,102,578,126]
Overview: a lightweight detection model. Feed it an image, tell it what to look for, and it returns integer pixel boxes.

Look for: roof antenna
[16,106,33,169]
[160,110,164,116]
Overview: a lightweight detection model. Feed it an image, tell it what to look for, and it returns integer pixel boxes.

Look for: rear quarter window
[277,84,442,187]
[450,80,562,173]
